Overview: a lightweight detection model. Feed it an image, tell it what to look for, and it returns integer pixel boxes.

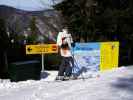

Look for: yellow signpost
[26,44,58,54]
[26,44,58,72]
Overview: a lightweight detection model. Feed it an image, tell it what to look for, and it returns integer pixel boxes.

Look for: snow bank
[0,66,127,90]
[0,66,133,100]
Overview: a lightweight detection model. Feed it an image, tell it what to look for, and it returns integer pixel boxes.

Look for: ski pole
[71,47,85,81]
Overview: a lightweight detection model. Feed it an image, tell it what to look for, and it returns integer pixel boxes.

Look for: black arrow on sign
[27,47,32,52]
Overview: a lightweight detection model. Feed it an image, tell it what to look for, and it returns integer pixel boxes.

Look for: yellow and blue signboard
[72,42,119,73]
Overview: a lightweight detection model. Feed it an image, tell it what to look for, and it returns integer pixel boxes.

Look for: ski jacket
[56,31,73,57]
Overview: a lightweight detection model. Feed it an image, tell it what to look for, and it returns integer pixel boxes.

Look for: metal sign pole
[41,53,44,72]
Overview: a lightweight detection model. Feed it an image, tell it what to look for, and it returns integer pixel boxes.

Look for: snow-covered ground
[0,66,133,100]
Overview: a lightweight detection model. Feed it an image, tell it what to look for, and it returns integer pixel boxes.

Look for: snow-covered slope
[0,66,133,100]
[0,0,63,11]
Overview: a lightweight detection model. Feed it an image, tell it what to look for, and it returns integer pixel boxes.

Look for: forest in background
[54,0,133,65]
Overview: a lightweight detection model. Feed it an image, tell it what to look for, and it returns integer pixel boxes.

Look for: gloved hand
[71,43,75,47]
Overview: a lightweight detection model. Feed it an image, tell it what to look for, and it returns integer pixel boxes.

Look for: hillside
[0,5,64,42]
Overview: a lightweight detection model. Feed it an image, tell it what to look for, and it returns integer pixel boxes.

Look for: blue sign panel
[72,43,100,75]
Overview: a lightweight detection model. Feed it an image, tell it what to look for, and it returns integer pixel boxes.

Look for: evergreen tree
[30,16,38,34]
[55,0,133,42]
[28,16,38,43]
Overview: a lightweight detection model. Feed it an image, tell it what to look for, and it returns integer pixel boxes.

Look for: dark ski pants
[58,56,74,77]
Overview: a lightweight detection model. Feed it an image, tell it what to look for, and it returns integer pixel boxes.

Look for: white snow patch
[0,66,133,100]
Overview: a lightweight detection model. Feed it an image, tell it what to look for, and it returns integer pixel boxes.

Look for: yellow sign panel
[26,44,58,54]
[100,42,119,71]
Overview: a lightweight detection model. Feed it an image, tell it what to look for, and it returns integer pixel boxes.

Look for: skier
[56,27,74,80]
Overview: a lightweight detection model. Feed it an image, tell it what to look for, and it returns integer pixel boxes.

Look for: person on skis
[56,27,75,80]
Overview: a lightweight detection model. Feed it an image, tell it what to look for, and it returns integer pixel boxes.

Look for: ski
[45,74,100,83]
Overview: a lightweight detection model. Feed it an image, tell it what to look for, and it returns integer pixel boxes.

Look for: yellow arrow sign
[26,44,58,54]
